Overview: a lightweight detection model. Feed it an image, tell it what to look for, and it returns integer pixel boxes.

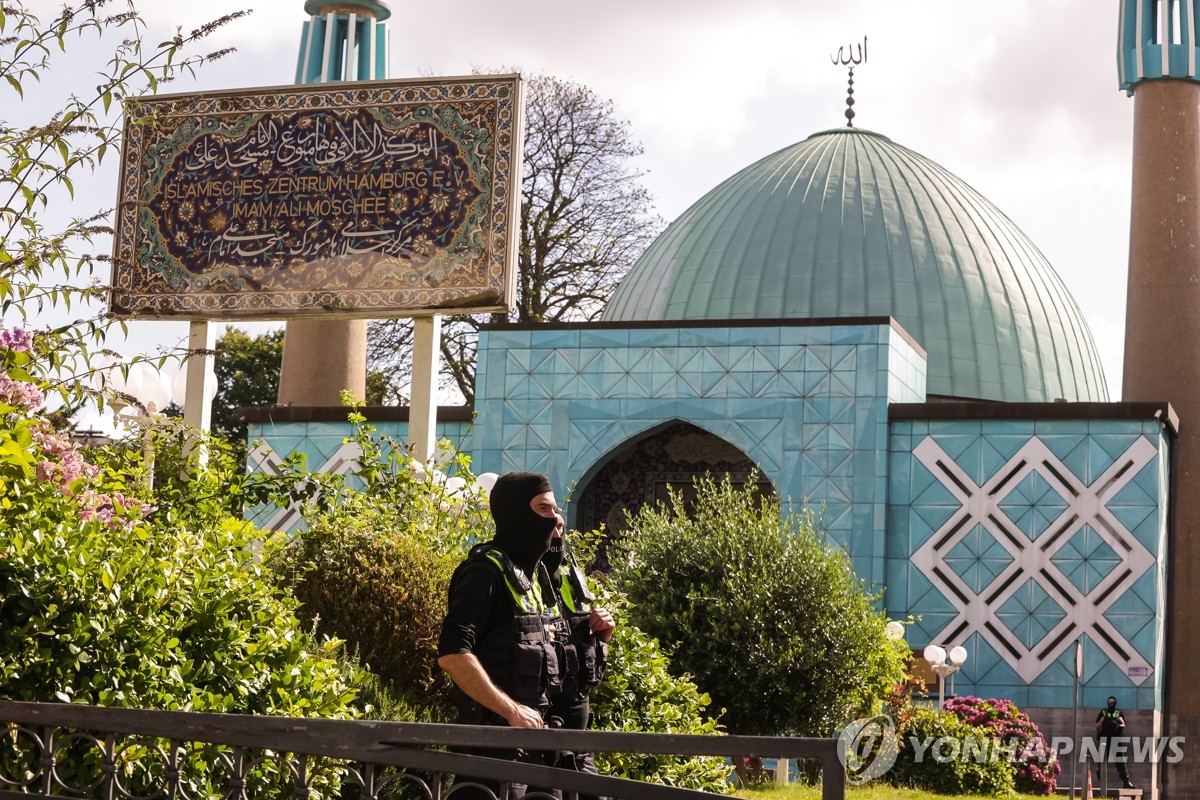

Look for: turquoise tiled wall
[887,418,1170,711]
[472,322,927,584]
[245,417,472,531]
[241,322,1171,715]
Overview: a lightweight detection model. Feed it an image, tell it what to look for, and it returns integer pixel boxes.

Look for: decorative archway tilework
[472,322,927,585]
[908,433,1161,686]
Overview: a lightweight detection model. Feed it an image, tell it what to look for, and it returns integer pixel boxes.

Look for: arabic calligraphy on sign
[110,76,522,319]
[149,109,482,277]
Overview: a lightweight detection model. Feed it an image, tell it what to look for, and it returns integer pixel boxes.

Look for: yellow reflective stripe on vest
[484,552,547,613]
[558,570,591,615]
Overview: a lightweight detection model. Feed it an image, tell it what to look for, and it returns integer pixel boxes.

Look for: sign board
[110,75,523,319]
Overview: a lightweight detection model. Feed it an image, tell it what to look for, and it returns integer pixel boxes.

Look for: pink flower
[76,489,154,530]
[36,460,59,483]
[0,327,32,352]
[0,375,43,410]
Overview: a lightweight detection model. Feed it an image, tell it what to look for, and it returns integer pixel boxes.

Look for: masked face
[1108,699,1117,710]
[490,473,558,574]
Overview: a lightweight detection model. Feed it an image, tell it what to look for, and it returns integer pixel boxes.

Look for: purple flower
[0,327,32,352]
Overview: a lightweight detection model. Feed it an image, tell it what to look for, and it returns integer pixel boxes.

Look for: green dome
[603,128,1108,403]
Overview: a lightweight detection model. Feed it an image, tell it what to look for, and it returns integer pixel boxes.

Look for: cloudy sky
[15,0,1134,423]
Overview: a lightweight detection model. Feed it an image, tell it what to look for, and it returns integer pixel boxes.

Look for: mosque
[240,1,1200,795]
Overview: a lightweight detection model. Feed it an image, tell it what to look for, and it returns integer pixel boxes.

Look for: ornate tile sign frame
[110,75,523,319]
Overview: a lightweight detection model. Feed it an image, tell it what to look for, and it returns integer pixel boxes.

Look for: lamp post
[96,361,216,486]
[924,644,968,708]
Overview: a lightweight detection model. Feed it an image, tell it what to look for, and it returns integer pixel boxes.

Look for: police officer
[540,514,615,798]
[437,472,565,799]
[1095,695,1135,789]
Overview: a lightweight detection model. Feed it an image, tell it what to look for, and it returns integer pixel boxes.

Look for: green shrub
[0,330,360,717]
[268,414,734,788]
[590,592,733,793]
[609,474,910,736]
[268,412,491,717]
[0,494,358,717]
[887,707,1017,796]
[276,504,460,717]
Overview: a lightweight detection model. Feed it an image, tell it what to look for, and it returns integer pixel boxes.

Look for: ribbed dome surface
[603,128,1108,402]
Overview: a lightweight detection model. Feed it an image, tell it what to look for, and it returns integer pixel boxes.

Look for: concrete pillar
[279,0,389,409]
[1124,78,1200,800]
[277,318,367,406]
[408,315,442,461]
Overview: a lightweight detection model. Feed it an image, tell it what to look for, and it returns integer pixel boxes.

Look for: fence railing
[0,701,845,800]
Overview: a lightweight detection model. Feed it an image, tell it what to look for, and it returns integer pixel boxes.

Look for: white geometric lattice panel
[910,435,1157,684]
[248,440,362,533]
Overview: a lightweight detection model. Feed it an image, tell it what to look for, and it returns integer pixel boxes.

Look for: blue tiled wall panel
[245,418,473,532]
[886,418,1170,711]
[473,322,923,586]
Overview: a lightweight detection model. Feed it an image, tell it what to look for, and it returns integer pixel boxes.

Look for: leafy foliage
[272,416,485,717]
[211,327,283,460]
[1,0,245,408]
[887,707,1017,796]
[943,695,1059,794]
[0,331,360,719]
[609,474,910,736]
[265,410,731,789]
[367,73,661,403]
[590,592,733,792]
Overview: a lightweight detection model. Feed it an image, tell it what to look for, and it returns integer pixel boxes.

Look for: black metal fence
[0,702,845,800]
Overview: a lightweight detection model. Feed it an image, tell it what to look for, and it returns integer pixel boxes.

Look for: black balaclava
[1108,697,1118,710]
[490,472,557,575]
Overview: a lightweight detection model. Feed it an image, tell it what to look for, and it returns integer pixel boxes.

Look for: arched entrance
[573,420,773,537]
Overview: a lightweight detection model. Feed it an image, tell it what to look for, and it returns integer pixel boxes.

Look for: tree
[0,0,365,727]
[212,327,283,453]
[367,73,662,404]
[608,474,911,737]
[1,0,243,407]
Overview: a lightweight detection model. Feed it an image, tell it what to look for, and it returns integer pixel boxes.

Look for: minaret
[1121,1,1200,796]
[276,0,391,406]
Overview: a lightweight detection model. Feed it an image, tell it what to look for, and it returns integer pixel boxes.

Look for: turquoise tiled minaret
[1119,0,1200,93]
[276,0,391,408]
[295,0,390,84]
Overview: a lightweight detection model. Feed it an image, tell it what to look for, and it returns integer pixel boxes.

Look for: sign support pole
[183,321,215,435]
[410,315,441,462]
[181,320,216,472]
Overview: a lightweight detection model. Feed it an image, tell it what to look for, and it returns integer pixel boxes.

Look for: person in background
[1095,695,1135,789]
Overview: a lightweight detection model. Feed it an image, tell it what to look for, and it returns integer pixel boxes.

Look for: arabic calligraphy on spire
[830,36,867,128]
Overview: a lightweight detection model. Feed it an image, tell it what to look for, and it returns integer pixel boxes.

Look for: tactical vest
[548,561,608,690]
[470,545,562,709]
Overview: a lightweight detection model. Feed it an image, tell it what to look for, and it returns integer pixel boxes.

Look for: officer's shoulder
[465,543,511,568]
[452,547,505,579]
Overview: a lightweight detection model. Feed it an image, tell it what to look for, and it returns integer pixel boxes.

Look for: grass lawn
[734,783,1054,800]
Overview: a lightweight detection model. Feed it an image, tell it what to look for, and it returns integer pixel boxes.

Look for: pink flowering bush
[0,327,360,726]
[944,695,1060,794]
